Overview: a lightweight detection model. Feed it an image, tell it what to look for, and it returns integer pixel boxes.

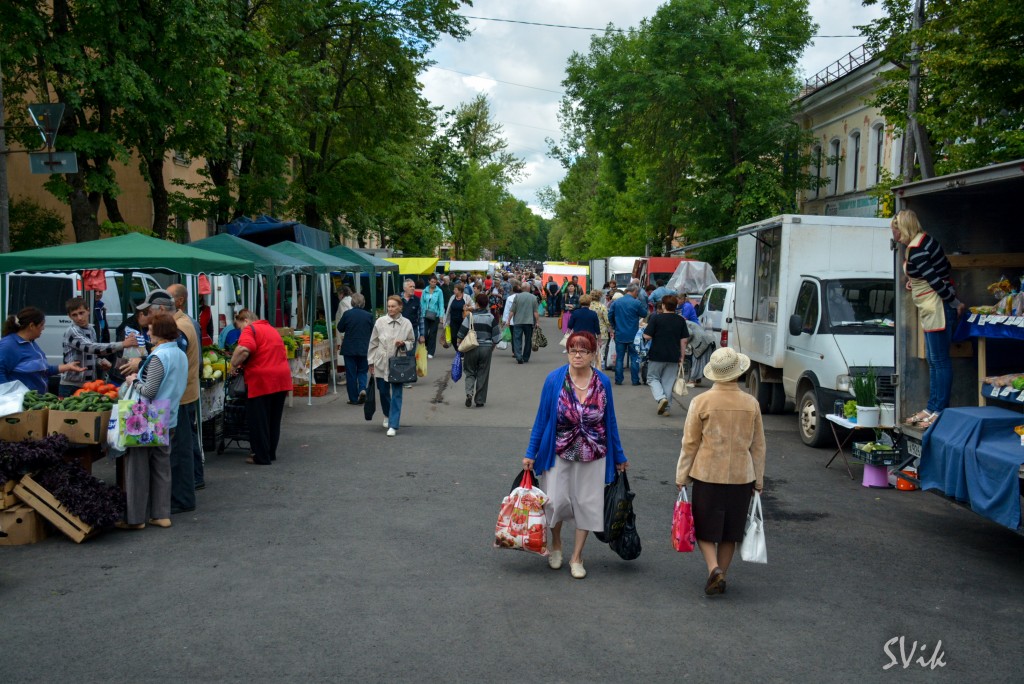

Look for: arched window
[847,130,861,192]
[829,138,841,195]
[811,144,823,199]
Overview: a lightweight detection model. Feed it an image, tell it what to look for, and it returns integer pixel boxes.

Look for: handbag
[116,382,172,449]
[363,377,376,420]
[534,327,548,348]
[424,309,438,322]
[228,372,247,399]
[457,312,479,352]
[387,353,417,385]
[450,352,463,383]
[559,332,570,347]
[594,471,632,543]
[672,363,689,398]
[494,469,549,556]
[415,344,428,378]
[671,487,696,552]
[740,491,767,563]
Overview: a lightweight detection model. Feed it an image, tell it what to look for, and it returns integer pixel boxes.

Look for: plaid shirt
[61,324,126,387]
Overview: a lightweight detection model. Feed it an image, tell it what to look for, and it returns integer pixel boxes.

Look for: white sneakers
[386,428,397,437]
[548,549,563,570]
[427,354,434,359]
[570,561,586,579]
[382,419,389,429]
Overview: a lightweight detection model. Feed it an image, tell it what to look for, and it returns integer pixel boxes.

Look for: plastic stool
[862,463,890,488]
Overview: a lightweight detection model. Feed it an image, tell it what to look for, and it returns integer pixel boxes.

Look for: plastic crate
[852,443,901,466]
[293,383,328,397]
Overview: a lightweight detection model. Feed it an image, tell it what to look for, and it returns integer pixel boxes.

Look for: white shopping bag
[740,491,767,563]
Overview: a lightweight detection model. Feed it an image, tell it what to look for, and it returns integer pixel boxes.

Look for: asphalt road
[3,316,1023,682]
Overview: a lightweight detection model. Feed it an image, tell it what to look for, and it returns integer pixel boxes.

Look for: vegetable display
[844,400,858,419]
[53,392,116,413]
[21,391,62,410]
[0,434,68,485]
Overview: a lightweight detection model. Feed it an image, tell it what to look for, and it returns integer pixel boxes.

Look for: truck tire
[798,387,832,447]
[746,366,772,413]
[769,382,787,415]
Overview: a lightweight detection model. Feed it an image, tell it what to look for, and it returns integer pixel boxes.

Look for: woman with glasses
[521,331,629,579]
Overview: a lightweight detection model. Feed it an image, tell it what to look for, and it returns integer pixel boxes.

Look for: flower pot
[856,405,880,428]
[879,402,895,426]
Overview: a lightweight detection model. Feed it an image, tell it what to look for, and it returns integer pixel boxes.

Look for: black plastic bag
[594,471,633,543]
[363,378,376,421]
[609,507,642,560]
[228,372,247,399]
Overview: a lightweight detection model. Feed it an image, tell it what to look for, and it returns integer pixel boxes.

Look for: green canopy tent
[325,245,399,311]
[0,232,256,458]
[189,234,315,328]
[268,242,362,402]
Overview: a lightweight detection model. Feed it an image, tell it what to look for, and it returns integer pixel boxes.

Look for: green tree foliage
[8,198,66,251]
[861,0,1024,176]
[435,95,525,259]
[554,0,816,270]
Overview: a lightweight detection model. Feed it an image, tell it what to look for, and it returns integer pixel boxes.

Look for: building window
[829,138,841,195]
[812,145,823,199]
[172,150,191,166]
[891,133,904,177]
[847,130,861,192]
[871,124,885,186]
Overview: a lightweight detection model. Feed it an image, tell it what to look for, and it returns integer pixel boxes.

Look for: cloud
[423,0,885,215]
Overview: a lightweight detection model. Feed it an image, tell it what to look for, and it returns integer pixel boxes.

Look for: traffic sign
[29,151,78,174]
[27,103,65,148]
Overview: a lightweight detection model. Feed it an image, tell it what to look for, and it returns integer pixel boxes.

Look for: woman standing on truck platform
[892,209,965,429]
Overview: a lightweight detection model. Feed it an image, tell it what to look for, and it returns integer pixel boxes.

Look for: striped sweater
[456,310,502,347]
[906,233,960,306]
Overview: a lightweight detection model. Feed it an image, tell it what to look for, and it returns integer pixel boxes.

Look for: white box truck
[607,256,641,289]
[732,215,896,446]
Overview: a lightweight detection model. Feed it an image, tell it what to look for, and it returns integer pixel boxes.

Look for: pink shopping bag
[671,488,696,552]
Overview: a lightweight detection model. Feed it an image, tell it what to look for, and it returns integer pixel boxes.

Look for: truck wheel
[769,383,787,415]
[798,387,832,447]
[746,366,772,413]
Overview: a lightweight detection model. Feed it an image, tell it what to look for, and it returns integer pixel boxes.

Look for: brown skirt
[691,479,754,543]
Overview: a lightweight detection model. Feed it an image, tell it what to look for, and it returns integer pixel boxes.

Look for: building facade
[795,46,901,217]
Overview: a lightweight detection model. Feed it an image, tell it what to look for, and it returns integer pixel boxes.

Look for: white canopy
[448,260,492,274]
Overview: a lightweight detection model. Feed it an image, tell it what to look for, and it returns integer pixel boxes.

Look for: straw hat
[704,347,751,383]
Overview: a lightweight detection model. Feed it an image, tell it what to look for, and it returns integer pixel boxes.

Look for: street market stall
[325,245,399,312]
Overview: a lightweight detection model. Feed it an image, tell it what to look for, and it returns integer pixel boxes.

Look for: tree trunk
[147,156,170,239]
[102,191,125,224]
[207,158,232,226]
[67,168,101,242]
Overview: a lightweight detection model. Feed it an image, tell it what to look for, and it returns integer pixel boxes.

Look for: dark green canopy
[0,232,255,276]
[268,242,362,273]
[326,245,398,272]
[190,234,314,276]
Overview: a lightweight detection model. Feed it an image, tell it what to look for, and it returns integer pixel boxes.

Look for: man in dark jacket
[338,293,375,404]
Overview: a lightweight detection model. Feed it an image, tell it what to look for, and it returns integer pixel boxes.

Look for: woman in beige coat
[676,347,765,596]
[368,295,415,437]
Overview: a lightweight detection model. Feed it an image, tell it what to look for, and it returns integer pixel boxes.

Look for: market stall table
[825,413,898,483]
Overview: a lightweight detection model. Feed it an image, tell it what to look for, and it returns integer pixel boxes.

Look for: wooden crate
[1,479,17,510]
[13,474,96,543]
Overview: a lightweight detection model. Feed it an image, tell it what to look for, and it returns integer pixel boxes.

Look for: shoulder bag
[458,312,479,352]
[387,340,418,384]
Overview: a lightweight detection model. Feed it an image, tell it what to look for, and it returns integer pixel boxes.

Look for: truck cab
[785,273,896,446]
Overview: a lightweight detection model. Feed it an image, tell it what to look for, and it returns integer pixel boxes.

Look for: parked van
[607,256,641,288]
[697,282,736,349]
[5,271,163,367]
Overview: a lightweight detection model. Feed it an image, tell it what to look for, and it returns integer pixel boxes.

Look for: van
[5,272,163,368]
[697,282,735,349]
[607,257,641,288]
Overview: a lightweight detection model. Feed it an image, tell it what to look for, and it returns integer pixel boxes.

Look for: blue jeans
[924,303,956,413]
[615,339,640,384]
[376,378,404,430]
[343,354,368,402]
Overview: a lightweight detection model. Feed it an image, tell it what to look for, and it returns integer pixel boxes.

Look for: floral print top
[555,370,608,462]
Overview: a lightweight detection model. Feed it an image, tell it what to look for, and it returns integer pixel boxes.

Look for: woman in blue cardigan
[522,331,628,579]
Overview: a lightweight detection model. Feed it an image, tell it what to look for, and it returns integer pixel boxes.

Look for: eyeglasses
[567,349,592,357]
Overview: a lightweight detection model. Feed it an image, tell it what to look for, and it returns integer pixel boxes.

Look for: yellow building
[795,46,902,217]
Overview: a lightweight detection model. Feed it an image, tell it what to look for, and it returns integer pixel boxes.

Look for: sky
[420,0,885,216]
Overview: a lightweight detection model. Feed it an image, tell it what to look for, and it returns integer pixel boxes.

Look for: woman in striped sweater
[892,210,965,428]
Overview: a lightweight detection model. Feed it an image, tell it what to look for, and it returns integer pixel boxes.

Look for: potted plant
[853,367,880,427]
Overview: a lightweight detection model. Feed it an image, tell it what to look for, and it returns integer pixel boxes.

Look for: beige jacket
[173,310,201,405]
[676,382,765,489]
[367,314,414,380]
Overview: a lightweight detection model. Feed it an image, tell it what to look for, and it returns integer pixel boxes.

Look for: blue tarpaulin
[221,214,329,251]
[920,406,1024,530]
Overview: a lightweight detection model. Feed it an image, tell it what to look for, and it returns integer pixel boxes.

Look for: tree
[861,0,1024,176]
[555,0,817,270]
[8,197,65,251]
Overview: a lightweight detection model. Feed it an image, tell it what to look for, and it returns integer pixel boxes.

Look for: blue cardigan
[525,365,628,484]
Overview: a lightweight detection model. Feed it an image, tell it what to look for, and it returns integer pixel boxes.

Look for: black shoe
[517,358,523,364]
[170,506,196,515]
[632,382,642,386]
[346,400,359,405]
[358,390,366,404]
[475,404,484,408]
[466,395,473,407]
[195,482,206,491]
[615,381,623,385]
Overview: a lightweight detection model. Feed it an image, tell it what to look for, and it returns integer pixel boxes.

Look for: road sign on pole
[29,151,78,174]
[27,103,65,149]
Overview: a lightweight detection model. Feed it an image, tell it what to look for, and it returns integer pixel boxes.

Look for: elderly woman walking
[522,331,629,579]
[368,295,415,437]
[457,293,502,408]
[676,347,765,596]
[118,312,188,529]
